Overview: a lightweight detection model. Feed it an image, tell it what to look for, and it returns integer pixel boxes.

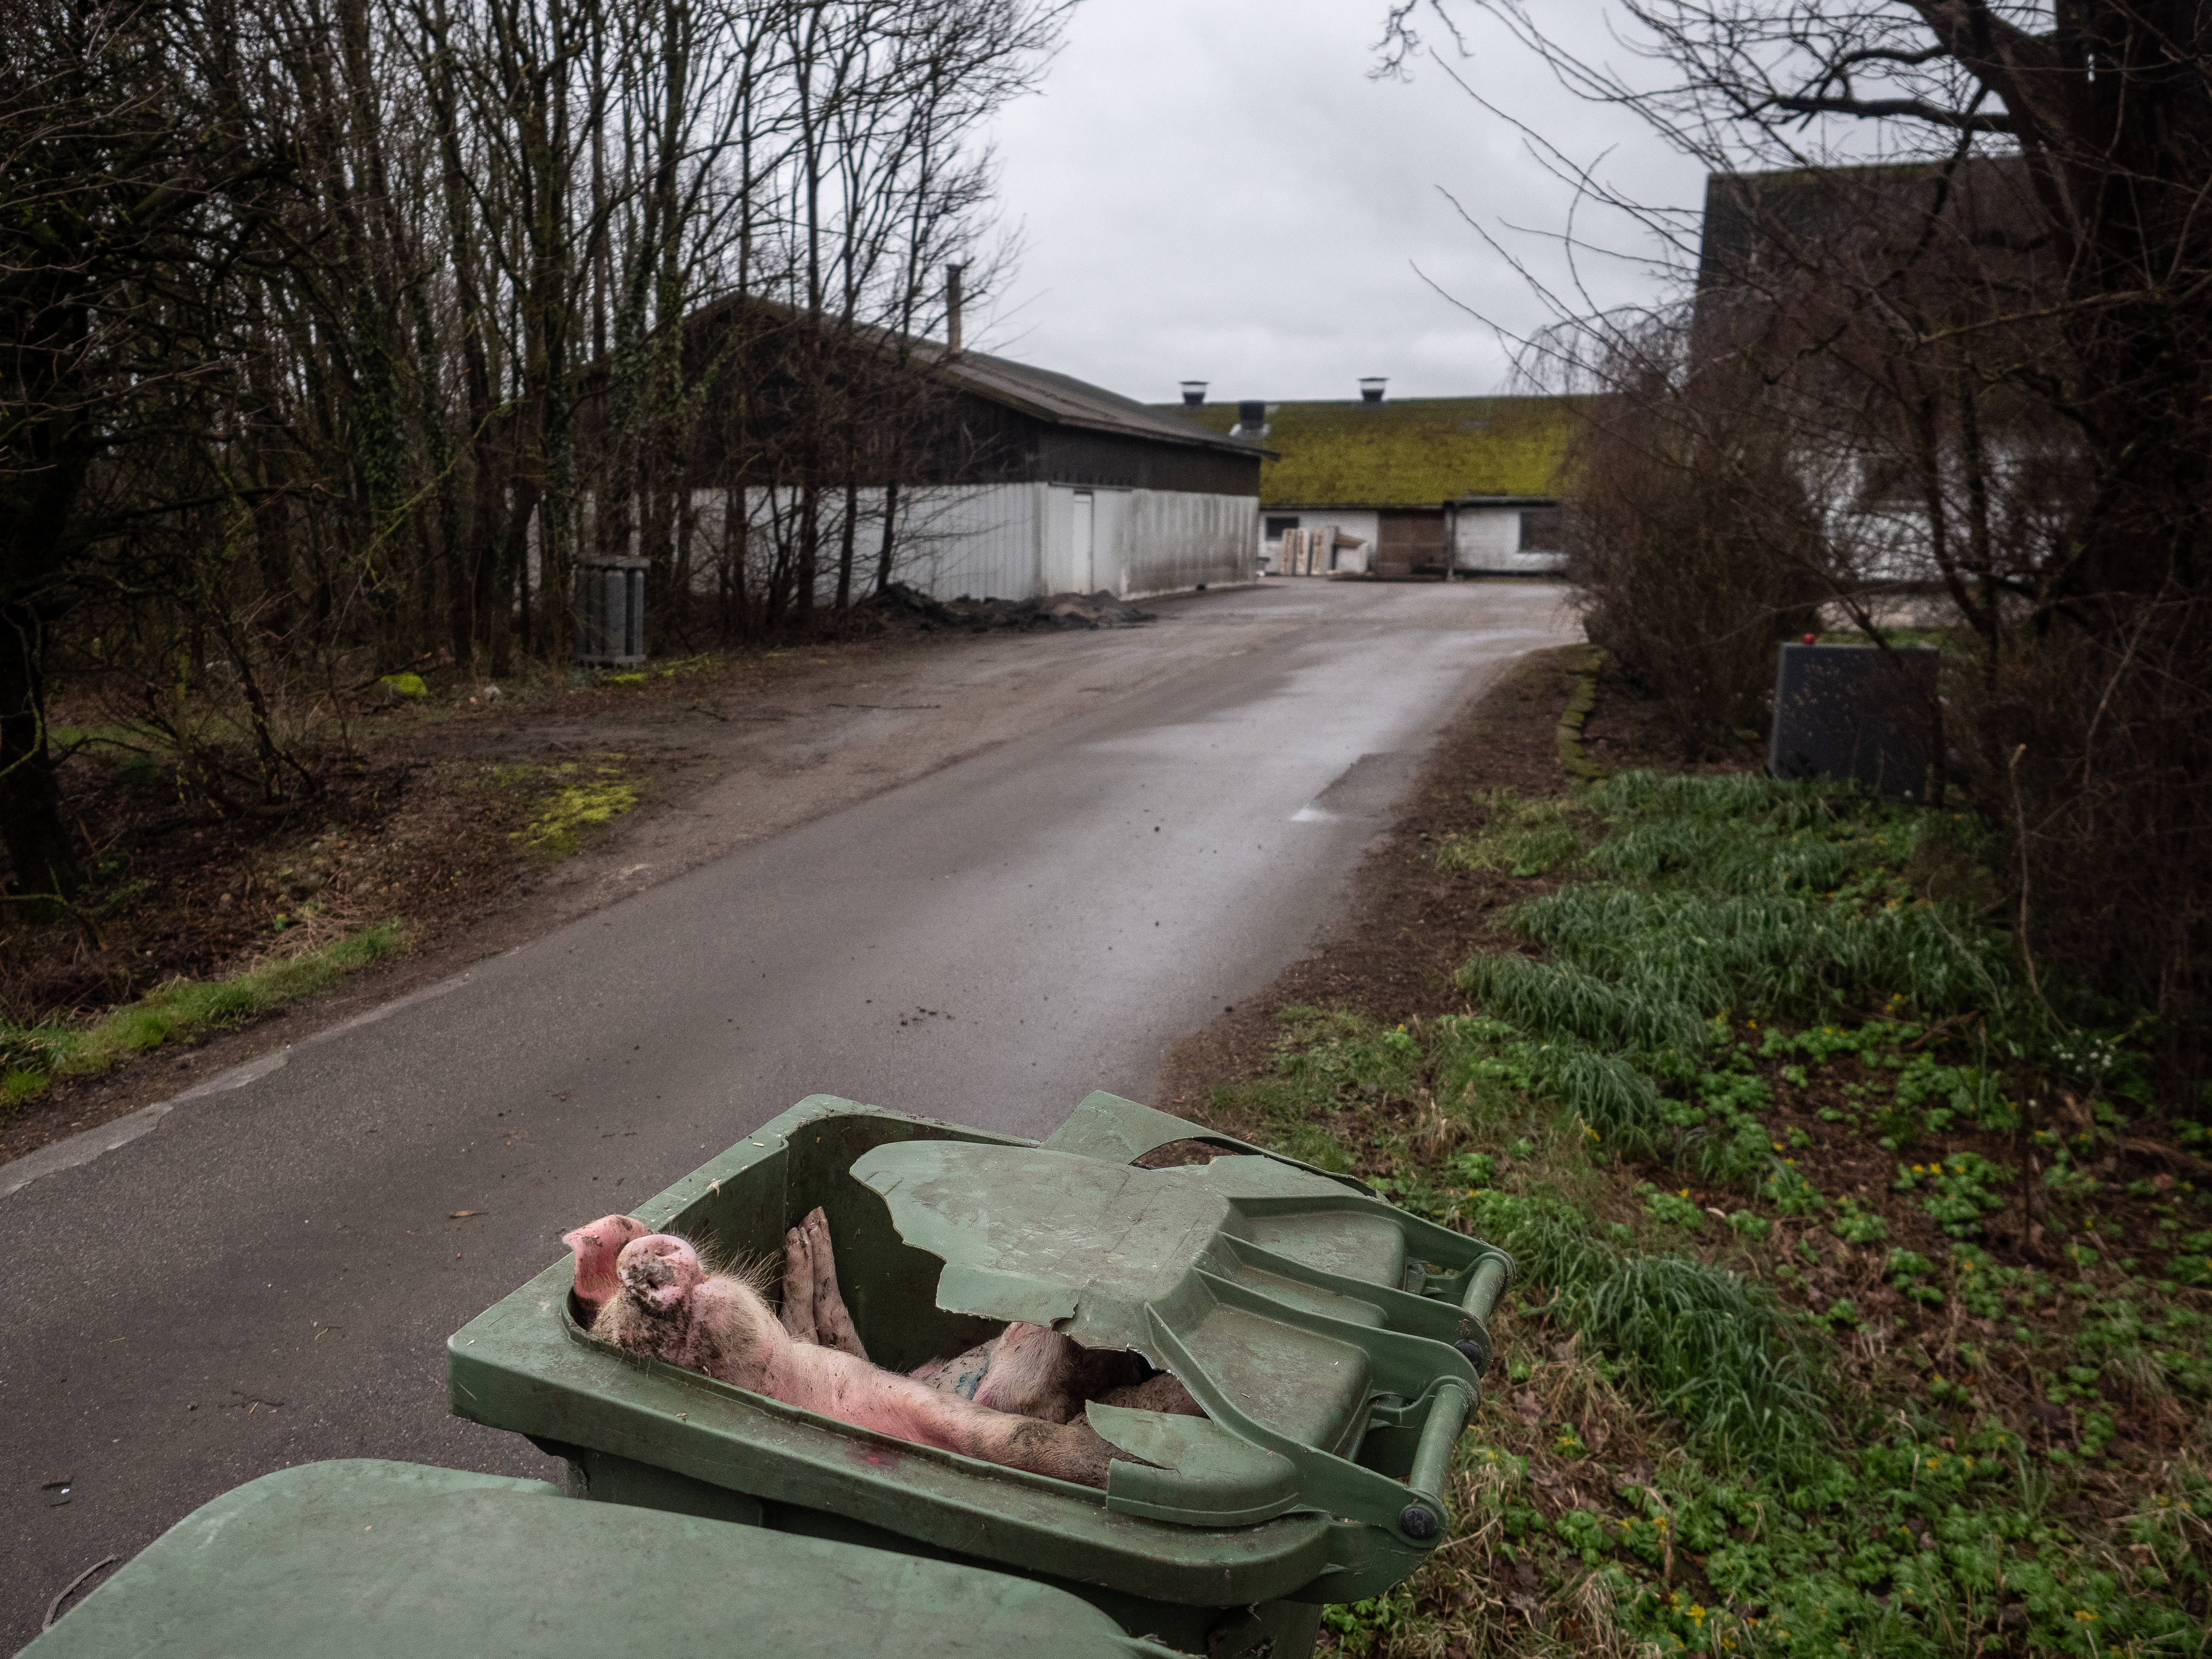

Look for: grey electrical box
[575,558,647,665]
[1769,643,1940,801]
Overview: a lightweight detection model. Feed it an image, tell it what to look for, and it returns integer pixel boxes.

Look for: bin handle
[1399,1380,1472,1540]
[1446,1252,1512,1377]
[1459,1254,1510,1328]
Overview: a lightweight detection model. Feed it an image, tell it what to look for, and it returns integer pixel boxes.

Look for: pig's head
[563,1214,650,1320]
[616,1233,704,1317]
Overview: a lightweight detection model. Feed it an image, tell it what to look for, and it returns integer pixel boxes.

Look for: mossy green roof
[1151,395,1587,508]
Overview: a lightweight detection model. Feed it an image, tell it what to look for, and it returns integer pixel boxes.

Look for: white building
[1154,384,1583,577]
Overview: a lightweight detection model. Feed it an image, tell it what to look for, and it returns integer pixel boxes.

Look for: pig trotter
[806,1209,869,1359]
[779,1226,819,1345]
[779,1206,869,1360]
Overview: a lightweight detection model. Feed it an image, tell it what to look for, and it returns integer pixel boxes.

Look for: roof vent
[1180,381,1208,406]
[1359,377,1387,405]
[1232,399,1269,438]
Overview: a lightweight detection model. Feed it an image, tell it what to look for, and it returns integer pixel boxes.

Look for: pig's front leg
[779,1206,869,1361]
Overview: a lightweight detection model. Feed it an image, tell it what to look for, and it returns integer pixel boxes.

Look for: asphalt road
[0,579,1571,1647]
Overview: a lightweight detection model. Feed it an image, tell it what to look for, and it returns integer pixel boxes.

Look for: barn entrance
[1375,512,1447,578]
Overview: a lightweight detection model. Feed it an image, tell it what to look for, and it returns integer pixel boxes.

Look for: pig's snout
[616,1234,698,1315]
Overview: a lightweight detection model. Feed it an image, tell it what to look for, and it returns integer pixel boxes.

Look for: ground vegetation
[1180,652,2209,1657]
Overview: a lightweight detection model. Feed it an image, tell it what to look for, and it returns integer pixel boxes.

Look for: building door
[1377,512,1445,578]
[1071,491,1095,592]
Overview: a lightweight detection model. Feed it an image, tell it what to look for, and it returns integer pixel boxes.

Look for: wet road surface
[0,579,1571,1646]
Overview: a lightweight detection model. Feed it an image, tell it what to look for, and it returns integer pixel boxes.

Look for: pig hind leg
[968,1323,1072,1420]
[971,1325,1151,1424]
[778,1206,869,1360]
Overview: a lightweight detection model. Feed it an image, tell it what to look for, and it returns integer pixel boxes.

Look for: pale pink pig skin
[561,1215,650,1321]
[591,1231,1124,1487]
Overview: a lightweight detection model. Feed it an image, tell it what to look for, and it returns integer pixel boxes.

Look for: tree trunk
[873,476,900,594]
[0,604,81,900]
[835,473,859,611]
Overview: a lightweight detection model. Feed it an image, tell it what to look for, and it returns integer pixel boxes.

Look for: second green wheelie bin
[20,1459,1177,1658]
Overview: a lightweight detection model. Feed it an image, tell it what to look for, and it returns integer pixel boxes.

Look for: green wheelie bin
[447,1092,1515,1657]
[21,1459,1175,1657]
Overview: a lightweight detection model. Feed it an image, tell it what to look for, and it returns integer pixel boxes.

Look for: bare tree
[0,0,1069,909]
[0,0,300,898]
[1382,0,2212,1057]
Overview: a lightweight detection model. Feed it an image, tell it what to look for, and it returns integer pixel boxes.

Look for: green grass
[0,921,405,1103]
[1467,772,2014,1044]
[1469,1184,1829,1478]
[1191,769,2208,1659]
[1437,789,1592,877]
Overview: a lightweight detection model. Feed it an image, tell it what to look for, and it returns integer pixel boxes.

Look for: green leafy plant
[1894,1152,2015,1237]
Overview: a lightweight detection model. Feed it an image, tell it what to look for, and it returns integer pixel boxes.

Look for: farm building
[581,296,1268,613]
[1690,159,2056,590]
[1155,383,1585,577]
[879,350,1268,600]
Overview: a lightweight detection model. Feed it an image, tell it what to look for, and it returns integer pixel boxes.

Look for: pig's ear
[561,1225,597,1255]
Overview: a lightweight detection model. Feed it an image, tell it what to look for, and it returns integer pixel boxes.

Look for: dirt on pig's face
[616,1234,703,1316]
[590,1232,782,1388]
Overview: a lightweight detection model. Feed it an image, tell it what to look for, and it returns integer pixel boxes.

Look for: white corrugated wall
[919,483,1254,600]
[895,483,1044,600]
[1122,488,1257,597]
[659,481,1252,602]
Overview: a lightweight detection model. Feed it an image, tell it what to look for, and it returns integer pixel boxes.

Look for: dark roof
[674,288,1266,464]
[1155,395,1586,507]
[1696,157,2038,291]
[934,348,1273,461]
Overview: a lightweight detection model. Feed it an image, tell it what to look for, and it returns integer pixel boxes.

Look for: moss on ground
[477,754,641,857]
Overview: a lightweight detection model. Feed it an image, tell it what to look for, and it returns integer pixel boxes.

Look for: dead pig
[587,1222,1131,1487]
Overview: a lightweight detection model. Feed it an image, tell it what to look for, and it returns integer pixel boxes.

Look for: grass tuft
[1472,1189,1828,1479]
[0,921,405,1102]
[1437,788,1591,877]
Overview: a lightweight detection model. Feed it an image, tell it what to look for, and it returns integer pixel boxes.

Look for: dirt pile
[862,583,1155,632]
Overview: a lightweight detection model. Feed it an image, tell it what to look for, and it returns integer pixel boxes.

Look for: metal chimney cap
[1358,377,1388,404]
[1180,380,1209,406]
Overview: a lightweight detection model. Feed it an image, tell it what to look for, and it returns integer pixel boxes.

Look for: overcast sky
[981,2,1712,404]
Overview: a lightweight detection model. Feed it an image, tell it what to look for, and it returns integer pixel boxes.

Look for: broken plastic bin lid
[20,1460,1180,1659]
[854,1127,1512,1537]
